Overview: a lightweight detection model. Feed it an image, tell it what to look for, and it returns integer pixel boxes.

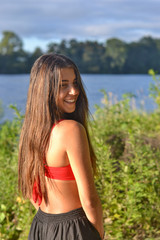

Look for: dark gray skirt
[28,207,101,240]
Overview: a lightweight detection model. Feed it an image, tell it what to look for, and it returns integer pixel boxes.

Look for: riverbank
[1,90,160,239]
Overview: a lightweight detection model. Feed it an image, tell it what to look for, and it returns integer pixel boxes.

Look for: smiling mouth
[64,99,76,103]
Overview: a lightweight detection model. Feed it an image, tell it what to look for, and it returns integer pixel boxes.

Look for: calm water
[0,74,157,123]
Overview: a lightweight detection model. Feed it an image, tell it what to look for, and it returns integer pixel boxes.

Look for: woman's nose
[69,85,79,95]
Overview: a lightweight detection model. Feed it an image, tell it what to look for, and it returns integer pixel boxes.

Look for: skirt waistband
[35,207,86,223]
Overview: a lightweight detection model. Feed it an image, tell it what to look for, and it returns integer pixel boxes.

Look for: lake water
[0,74,157,123]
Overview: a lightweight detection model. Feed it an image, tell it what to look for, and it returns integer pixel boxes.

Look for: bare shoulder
[53,119,83,130]
[53,120,86,141]
[60,119,84,130]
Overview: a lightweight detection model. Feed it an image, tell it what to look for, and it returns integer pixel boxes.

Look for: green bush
[1,71,160,239]
[0,112,35,240]
[92,89,160,239]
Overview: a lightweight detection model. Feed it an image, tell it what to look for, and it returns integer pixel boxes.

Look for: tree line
[0,31,160,74]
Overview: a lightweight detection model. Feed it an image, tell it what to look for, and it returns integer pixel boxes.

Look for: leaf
[0,204,6,211]
[0,213,5,223]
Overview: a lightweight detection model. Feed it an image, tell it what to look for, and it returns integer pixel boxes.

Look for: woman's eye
[61,84,68,88]
[60,81,78,89]
[73,81,78,87]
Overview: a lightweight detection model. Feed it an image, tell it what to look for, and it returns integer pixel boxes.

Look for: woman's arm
[64,120,104,239]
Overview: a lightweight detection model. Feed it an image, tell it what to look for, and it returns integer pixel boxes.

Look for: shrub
[92,91,160,239]
[0,111,35,240]
[1,72,160,239]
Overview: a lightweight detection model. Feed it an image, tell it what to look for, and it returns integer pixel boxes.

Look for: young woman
[18,53,104,240]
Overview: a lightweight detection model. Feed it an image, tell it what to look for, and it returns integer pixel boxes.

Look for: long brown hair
[18,53,97,203]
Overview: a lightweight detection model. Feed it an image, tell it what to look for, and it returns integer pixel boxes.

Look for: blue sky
[0,0,160,52]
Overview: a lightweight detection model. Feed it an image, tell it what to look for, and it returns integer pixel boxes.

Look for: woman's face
[57,68,80,114]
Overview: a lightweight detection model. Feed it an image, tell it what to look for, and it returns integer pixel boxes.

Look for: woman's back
[40,120,82,213]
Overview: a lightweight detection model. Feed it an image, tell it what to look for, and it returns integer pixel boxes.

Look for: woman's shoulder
[52,120,86,140]
[56,119,84,132]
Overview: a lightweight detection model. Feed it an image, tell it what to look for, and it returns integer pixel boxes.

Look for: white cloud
[0,0,160,50]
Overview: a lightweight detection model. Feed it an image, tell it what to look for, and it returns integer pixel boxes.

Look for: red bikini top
[45,164,75,180]
[32,120,75,206]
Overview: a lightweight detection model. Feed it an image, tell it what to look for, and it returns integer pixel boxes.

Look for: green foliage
[0,31,28,74]
[0,201,35,240]
[105,38,128,73]
[0,31,23,55]
[149,69,160,108]
[1,31,160,73]
[0,108,35,240]
[1,74,160,239]
[92,92,160,239]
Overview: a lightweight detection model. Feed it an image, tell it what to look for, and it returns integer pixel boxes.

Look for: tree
[26,47,43,72]
[68,39,84,70]
[47,40,68,56]
[0,31,29,73]
[124,36,160,73]
[82,41,106,73]
[0,31,23,55]
[105,38,128,73]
